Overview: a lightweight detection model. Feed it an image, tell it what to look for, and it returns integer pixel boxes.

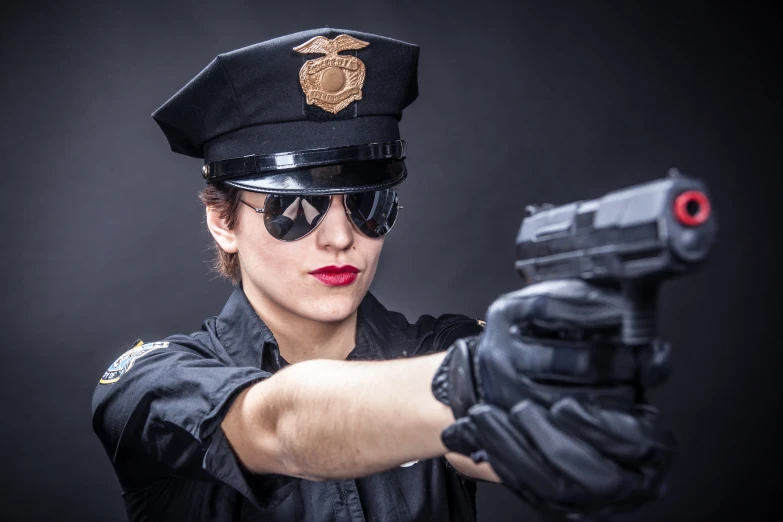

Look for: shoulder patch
[99,339,169,384]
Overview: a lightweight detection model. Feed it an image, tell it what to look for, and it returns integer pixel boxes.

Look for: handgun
[515,169,717,345]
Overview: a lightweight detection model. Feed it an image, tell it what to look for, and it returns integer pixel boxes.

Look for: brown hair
[199,183,244,285]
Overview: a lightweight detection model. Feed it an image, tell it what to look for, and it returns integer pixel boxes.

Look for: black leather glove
[432,279,671,415]
[444,399,675,518]
[431,279,675,516]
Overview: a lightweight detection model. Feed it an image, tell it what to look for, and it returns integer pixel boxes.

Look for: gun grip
[622,281,659,345]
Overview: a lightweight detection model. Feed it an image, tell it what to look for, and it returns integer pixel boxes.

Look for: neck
[242,284,358,364]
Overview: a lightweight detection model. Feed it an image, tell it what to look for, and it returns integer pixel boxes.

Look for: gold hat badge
[294,34,370,114]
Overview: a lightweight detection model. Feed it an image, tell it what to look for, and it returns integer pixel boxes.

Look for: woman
[92,28,674,522]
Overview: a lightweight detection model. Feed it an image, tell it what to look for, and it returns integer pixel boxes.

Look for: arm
[222,352,498,482]
[445,452,500,483]
[301,198,323,225]
[282,197,301,220]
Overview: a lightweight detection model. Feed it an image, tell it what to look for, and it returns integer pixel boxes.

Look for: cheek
[233,216,385,321]
[356,236,385,280]
[234,217,298,280]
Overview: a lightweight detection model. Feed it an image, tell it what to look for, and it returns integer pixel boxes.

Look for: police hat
[152,28,420,194]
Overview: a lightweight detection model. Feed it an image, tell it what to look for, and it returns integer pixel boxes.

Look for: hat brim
[223,160,407,195]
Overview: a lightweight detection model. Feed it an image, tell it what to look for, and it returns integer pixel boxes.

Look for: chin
[301,292,363,323]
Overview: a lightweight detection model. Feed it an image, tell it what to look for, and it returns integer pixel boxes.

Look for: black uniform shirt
[92,287,484,521]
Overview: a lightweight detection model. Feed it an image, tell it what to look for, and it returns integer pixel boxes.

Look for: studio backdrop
[1,1,780,520]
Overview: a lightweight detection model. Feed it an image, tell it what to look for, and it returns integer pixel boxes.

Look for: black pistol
[515,169,717,345]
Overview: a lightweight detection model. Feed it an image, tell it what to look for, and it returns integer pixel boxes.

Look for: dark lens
[263,194,331,241]
[345,189,399,238]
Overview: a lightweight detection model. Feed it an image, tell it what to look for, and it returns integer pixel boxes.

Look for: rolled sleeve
[266,215,294,238]
[412,314,485,356]
[206,427,297,509]
[91,341,293,509]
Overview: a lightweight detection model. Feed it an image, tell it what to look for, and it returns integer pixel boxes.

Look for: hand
[431,279,675,515]
[432,279,671,417]
[443,398,675,518]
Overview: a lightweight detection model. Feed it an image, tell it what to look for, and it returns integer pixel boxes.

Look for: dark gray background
[1,1,780,520]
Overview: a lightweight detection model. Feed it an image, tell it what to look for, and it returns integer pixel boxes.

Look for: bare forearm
[226,352,455,480]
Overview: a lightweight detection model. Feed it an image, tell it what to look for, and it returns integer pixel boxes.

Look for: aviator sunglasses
[240,188,401,242]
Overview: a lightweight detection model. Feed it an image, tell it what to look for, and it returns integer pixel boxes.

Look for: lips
[309,265,360,274]
[309,265,360,287]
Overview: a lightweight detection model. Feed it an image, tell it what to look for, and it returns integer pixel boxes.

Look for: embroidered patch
[99,340,169,384]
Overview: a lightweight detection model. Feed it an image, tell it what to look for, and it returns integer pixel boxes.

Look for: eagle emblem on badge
[294,34,370,114]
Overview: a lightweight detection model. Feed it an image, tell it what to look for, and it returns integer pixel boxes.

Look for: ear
[206,206,239,254]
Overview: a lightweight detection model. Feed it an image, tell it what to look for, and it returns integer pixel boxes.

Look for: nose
[313,195,355,251]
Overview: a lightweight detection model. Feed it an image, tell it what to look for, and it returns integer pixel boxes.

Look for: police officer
[92,28,675,521]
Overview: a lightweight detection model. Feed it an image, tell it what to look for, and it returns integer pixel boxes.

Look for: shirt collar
[215,286,394,370]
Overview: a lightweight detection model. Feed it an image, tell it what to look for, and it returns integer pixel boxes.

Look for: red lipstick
[308,265,359,286]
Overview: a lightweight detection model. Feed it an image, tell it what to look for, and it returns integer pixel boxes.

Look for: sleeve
[411,313,485,357]
[91,340,294,510]
[266,215,294,238]
[411,316,486,483]
[307,211,324,226]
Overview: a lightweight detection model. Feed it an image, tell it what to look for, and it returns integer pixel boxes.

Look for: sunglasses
[240,188,401,242]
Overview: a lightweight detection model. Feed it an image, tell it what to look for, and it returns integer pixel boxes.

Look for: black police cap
[152,28,420,194]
